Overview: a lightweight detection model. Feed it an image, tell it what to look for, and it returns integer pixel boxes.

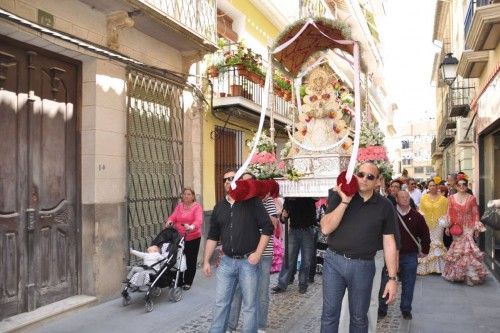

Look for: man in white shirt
[407,178,422,208]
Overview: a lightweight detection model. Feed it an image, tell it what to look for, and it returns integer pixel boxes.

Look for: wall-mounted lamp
[439,53,459,86]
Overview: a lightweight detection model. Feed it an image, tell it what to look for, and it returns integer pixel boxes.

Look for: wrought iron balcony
[79,0,217,53]
[139,0,217,44]
[448,80,474,117]
[209,43,294,125]
[438,94,457,148]
[211,66,294,125]
[431,137,443,158]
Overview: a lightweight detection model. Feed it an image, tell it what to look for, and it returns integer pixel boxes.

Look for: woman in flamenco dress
[442,174,487,286]
[417,179,448,275]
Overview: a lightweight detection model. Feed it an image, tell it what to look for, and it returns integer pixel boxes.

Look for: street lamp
[439,53,459,86]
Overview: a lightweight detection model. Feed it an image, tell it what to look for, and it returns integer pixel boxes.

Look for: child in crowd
[127,245,167,287]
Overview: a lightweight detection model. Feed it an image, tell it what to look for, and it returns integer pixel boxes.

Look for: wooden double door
[0,36,79,320]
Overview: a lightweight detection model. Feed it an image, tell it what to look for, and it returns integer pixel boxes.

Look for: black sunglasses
[223,176,235,183]
[457,182,467,186]
[356,171,376,181]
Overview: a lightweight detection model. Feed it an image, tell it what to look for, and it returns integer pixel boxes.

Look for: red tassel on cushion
[261,179,280,199]
[336,170,359,197]
[228,179,280,201]
[228,179,260,201]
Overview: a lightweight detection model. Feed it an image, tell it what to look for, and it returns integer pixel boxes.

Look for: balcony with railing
[208,44,294,125]
[80,0,217,53]
[448,79,474,117]
[464,0,500,50]
[438,94,457,148]
[431,137,443,158]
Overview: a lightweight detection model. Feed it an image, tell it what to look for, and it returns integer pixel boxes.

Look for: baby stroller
[122,226,187,312]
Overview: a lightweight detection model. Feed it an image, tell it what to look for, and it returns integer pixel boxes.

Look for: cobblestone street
[25,266,500,333]
[176,274,405,333]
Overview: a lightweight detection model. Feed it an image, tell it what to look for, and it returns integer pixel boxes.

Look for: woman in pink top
[165,187,203,290]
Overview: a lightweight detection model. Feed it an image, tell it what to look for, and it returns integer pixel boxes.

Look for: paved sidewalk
[26,269,500,333]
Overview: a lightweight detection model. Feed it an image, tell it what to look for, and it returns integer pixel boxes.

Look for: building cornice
[457,50,490,78]
[432,0,449,42]
[465,3,500,50]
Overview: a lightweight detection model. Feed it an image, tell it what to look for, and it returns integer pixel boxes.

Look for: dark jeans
[379,253,417,313]
[310,226,319,279]
[179,237,201,286]
[277,226,315,289]
[321,249,375,333]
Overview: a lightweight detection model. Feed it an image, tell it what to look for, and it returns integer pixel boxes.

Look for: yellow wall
[228,0,281,44]
[202,111,258,209]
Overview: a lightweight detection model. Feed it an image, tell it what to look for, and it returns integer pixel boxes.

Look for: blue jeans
[379,253,417,313]
[321,249,375,333]
[277,227,315,289]
[209,255,259,333]
[228,256,272,331]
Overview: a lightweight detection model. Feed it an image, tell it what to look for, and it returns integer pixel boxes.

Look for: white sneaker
[258,330,266,333]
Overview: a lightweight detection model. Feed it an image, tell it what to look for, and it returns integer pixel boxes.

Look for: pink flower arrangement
[277,161,286,170]
[357,146,388,161]
[250,152,277,164]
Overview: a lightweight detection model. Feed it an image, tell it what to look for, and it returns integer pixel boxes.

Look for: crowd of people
[125,164,488,333]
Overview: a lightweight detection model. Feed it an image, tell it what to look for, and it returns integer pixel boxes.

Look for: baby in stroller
[122,226,187,311]
[126,244,169,291]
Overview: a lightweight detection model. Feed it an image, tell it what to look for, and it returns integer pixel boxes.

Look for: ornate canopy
[272,18,353,76]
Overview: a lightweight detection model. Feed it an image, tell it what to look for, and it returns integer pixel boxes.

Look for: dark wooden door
[0,37,79,320]
[214,126,242,202]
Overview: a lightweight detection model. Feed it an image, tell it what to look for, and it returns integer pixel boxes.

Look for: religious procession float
[229,17,394,199]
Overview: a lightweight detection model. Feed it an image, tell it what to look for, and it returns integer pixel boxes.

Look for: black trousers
[180,237,201,286]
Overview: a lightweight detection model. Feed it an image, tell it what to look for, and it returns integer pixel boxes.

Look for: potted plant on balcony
[243,50,265,85]
[273,72,291,100]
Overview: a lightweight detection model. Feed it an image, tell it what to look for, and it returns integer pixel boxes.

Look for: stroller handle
[181,224,191,236]
[164,222,190,237]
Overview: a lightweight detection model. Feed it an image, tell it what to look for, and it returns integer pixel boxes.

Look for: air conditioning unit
[456,118,473,144]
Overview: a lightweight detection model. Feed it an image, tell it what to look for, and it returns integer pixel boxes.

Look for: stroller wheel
[145,299,153,312]
[152,286,162,297]
[122,295,131,306]
[169,287,183,302]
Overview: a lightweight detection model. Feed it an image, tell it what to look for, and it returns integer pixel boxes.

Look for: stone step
[0,295,97,333]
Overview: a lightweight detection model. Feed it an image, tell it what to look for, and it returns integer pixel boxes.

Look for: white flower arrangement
[359,122,385,147]
[247,130,276,153]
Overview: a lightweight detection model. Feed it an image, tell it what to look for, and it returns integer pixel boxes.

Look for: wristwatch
[388,276,398,282]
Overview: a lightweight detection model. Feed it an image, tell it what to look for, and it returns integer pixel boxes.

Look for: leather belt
[227,252,253,259]
[330,249,373,261]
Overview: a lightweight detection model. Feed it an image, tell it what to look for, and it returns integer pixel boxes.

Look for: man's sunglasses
[356,172,376,181]
[223,176,235,183]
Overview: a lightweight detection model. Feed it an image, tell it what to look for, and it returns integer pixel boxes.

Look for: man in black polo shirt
[320,162,399,333]
[203,170,273,333]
